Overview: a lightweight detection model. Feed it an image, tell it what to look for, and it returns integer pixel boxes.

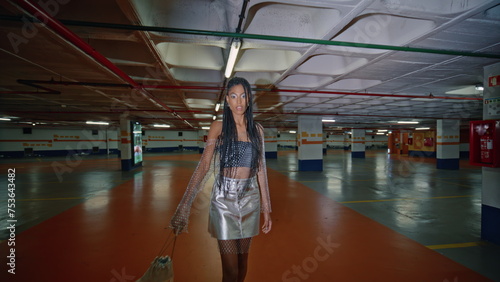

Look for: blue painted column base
[482,204,500,245]
[265,152,278,159]
[121,159,142,171]
[323,148,327,155]
[436,158,459,170]
[351,151,365,158]
[298,159,323,171]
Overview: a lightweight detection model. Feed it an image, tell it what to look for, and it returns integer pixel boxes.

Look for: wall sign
[485,97,500,117]
[488,75,500,87]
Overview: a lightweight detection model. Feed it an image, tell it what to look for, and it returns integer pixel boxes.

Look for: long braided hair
[216,77,262,188]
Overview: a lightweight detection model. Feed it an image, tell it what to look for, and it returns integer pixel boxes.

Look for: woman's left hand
[262,212,272,234]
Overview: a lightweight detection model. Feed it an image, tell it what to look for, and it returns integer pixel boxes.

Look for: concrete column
[298,116,323,171]
[343,133,350,151]
[264,128,278,159]
[323,133,327,155]
[436,119,460,170]
[482,62,500,244]
[105,129,109,155]
[119,118,140,171]
[351,129,366,158]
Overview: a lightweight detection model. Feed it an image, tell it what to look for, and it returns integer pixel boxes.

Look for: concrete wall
[0,127,200,157]
[277,132,297,149]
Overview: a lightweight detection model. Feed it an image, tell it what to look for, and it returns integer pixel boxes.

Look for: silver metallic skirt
[208,176,260,240]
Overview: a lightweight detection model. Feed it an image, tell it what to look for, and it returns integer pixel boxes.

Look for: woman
[170,77,272,282]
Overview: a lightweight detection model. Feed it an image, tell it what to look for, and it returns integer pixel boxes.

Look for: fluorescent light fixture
[215,103,220,112]
[153,124,171,128]
[397,121,419,124]
[0,117,11,121]
[322,119,336,123]
[202,127,210,130]
[86,121,109,125]
[378,129,388,132]
[376,132,386,135]
[416,127,430,130]
[289,130,296,134]
[132,130,142,134]
[475,85,484,91]
[224,40,241,78]
[213,115,216,120]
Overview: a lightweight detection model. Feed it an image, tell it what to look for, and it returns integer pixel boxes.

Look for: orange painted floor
[0,150,497,281]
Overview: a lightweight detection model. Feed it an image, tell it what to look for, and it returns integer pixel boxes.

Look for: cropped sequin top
[220,141,254,168]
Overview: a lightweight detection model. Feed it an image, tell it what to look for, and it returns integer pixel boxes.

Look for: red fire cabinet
[469,120,500,167]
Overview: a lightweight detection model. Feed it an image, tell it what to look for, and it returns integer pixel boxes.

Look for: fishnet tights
[217,238,252,254]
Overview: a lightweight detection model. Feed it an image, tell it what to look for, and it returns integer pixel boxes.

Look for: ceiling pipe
[235,0,250,34]
[11,0,193,127]
[4,78,482,101]
[4,109,470,121]
[18,79,132,89]
[143,84,482,101]
[0,90,59,94]
[254,111,467,120]
[217,0,250,103]
[263,88,482,101]
[1,14,499,59]
[0,79,60,94]
[1,110,206,114]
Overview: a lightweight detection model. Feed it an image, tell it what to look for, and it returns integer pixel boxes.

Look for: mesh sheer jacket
[169,124,271,234]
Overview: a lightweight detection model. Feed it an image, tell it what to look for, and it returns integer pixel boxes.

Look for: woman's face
[226,84,248,115]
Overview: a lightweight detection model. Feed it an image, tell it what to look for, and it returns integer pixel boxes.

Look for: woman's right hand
[261,212,272,234]
[169,212,188,235]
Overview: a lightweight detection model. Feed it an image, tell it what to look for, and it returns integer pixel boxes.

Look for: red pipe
[14,0,192,125]
[2,110,205,114]
[15,1,135,84]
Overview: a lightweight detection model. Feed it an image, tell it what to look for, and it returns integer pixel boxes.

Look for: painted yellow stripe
[18,197,87,201]
[339,195,471,204]
[426,242,483,250]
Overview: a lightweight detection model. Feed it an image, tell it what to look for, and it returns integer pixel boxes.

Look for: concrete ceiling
[0,0,499,133]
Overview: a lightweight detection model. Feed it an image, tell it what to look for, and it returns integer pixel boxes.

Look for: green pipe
[2,15,500,59]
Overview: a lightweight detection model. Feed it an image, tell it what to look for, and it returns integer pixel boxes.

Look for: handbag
[136,232,177,282]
